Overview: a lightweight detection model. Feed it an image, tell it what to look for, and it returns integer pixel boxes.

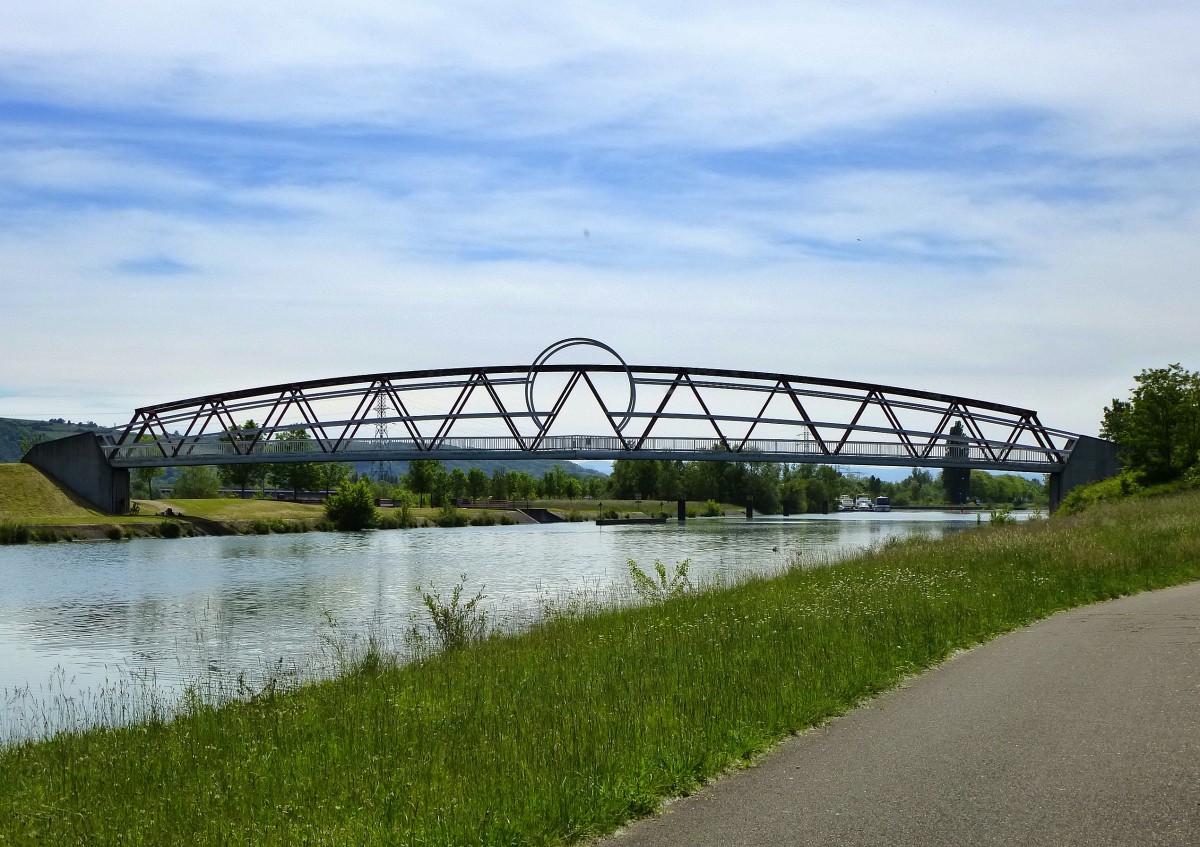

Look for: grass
[0,464,107,522]
[2,492,1200,845]
[146,498,326,522]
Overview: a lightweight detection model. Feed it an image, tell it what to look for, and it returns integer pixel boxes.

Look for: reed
[2,492,1198,846]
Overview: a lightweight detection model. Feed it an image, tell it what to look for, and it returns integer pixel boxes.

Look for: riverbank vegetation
[2,489,1198,845]
[1058,363,1200,516]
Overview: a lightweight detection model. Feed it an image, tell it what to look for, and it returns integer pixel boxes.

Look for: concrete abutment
[22,433,130,515]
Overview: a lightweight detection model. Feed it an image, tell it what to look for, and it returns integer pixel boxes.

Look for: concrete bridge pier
[22,433,130,515]
[1048,435,1120,512]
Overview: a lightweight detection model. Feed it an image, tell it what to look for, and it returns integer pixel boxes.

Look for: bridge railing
[105,434,1066,470]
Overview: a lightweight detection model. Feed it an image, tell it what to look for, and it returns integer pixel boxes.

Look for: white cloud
[0,1,1198,441]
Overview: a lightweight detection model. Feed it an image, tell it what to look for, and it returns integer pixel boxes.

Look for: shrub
[702,499,722,517]
[989,506,1016,526]
[469,512,497,526]
[627,558,692,602]
[324,478,379,531]
[434,503,469,528]
[159,521,183,539]
[408,574,489,652]
[105,526,123,541]
[0,522,31,545]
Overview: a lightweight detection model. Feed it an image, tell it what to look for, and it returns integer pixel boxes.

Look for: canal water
[0,512,987,740]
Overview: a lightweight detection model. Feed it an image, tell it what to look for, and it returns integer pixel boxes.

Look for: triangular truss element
[105,362,1079,474]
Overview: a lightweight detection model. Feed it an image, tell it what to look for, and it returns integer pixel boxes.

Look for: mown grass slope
[145,498,326,522]
[0,463,105,522]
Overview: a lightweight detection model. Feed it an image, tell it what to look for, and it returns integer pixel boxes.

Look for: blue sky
[1,1,1198,437]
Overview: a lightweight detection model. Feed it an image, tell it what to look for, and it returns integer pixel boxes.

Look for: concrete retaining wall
[22,433,130,514]
[1049,435,1120,511]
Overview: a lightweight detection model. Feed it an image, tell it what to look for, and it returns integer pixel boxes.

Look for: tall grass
[2,492,1199,846]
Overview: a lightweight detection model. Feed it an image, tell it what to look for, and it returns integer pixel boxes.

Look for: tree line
[130,418,1047,509]
[606,457,1045,512]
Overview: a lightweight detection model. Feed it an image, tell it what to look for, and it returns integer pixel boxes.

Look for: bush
[0,522,31,545]
[159,521,183,539]
[469,512,497,526]
[408,574,489,653]
[627,558,692,602]
[702,499,722,517]
[324,479,379,531]
[434,503,469,528]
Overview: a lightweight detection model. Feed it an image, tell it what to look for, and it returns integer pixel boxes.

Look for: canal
[1,512,990,740]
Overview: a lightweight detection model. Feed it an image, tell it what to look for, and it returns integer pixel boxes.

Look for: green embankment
[146,498,326,522]
[2,491,1199,845]
[0,463,107,523]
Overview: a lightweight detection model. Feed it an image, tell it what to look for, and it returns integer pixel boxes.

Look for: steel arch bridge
[102,339,1081,476]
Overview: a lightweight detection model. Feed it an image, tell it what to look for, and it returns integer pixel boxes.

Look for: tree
[131,435,165,498]
[267,429,322,499]
[1102,364,1200,483]
[448,468,468,501]
[406,460,446,507]
[18,432,45,455]
[218,419,268,497]
[317,462,353,495]
[132,465,165,499]
[466,468,490,499]
[324,478,379,530]
[172,465,221,498]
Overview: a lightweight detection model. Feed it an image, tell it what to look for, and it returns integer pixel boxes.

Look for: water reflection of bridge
[24,339,1118,512]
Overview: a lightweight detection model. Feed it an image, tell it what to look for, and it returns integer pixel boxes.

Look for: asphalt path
[601,581,1200,846]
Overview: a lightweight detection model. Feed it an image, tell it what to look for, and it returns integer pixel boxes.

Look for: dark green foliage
[171,466,221,499]
[323,479,379,531]
[217,420,268,496]
[1102,363,1200,483]
[267,430,322,499]
[0,522,31,544]
[159,521,183,539]
[409,574,489,652]
[434,502,469,527]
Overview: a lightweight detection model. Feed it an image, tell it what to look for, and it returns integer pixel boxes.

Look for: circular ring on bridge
[525,338,636,433]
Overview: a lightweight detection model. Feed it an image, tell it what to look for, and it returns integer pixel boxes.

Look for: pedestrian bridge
[25,339,1116,513]
[101,338,1079,474]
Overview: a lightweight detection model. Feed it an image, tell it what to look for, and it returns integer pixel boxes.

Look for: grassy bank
[3,493,1200,845]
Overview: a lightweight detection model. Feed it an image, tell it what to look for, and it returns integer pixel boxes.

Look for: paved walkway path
[602,582,1200,846]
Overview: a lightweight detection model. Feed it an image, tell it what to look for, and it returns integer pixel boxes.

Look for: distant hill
[0,417,107,463]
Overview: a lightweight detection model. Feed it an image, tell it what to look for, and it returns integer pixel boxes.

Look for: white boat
[836,495,855,512]
[855,496,874,511]
[874,496,891,512]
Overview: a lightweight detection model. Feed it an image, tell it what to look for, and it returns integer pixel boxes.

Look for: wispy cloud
[0,2,1197,434]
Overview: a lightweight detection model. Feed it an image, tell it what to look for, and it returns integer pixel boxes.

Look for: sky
[1,1,1198,438]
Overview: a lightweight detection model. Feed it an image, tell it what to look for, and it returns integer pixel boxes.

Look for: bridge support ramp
[1049,435,1119,512]
[22,433,130,515]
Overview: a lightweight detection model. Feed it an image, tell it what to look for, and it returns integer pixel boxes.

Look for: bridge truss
[104,344,1077,475]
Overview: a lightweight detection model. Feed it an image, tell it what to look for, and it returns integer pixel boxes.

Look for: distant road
[602,582,1200,847]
